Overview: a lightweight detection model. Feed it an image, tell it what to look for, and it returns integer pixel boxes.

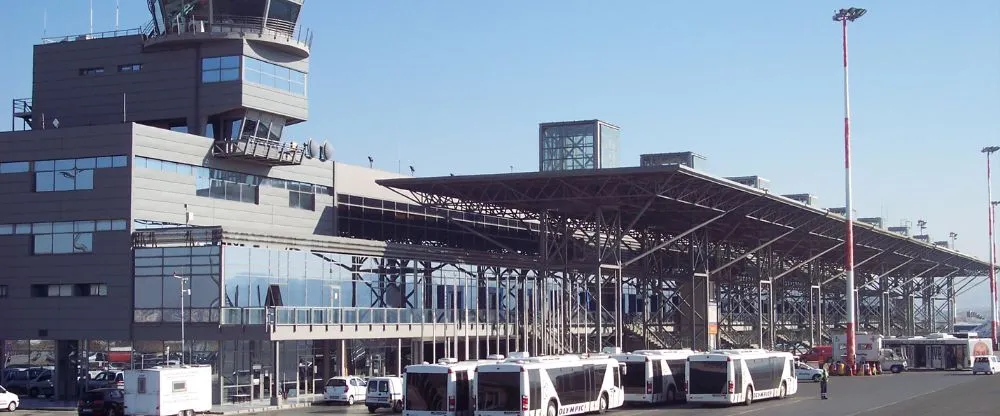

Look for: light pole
[833,6,866,373]
[949,232,958,249]
[984,146,1000,349]
[173,273,191,365]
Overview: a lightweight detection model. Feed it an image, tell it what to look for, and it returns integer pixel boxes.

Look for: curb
[17,407,77,412]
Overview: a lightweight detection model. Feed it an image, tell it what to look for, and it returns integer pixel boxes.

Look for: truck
[123,366,212,416]
[831,332,908,373]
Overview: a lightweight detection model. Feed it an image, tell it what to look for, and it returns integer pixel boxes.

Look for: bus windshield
[688,361,728,395]
[405,373,447,411]
[476,372,520,411]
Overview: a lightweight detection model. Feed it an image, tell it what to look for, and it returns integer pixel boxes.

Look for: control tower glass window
[202,56,241,83]
[245,57,306,96]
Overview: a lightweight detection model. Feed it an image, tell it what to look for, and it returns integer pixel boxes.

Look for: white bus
[403,356,505,416]
[686,349,797,406]
[474,351,626,416]
[613,349,695,404]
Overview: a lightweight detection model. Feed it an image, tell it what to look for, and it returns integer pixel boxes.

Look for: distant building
[858,217,884,228]
[783,193,818,206]
[725,176,770,191]
[640,152,707,170]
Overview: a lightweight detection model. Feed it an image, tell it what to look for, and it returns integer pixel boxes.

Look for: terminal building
[0,0,538,403]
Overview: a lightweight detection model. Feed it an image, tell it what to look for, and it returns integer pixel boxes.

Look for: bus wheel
[547,401,558,416]
[744,387,753,406]
[890,365,903,374]
[598,393,609,414]
[779,382,786,399]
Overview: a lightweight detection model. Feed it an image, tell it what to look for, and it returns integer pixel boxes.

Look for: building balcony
[211,136,304,166]
[144,15,313,58]
[11,98,32,131]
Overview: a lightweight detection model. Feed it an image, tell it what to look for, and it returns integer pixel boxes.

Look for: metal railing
[154,14,313,50]
[222,307,551,326]
[41,27,144,44]
[212,136,305,165]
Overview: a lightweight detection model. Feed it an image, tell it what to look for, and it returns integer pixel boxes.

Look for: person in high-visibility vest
[820,365,830,399]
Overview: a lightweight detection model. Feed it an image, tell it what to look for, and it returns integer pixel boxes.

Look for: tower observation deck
[145,0,313,57]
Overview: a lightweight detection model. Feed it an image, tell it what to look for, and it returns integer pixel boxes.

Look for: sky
[1,1,998,310]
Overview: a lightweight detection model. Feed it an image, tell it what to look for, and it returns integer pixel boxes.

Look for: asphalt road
[16,371,998,416]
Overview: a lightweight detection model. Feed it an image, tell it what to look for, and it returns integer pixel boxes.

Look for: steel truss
[379,167,991,354]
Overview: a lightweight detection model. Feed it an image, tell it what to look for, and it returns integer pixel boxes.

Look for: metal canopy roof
[378,164,989,278]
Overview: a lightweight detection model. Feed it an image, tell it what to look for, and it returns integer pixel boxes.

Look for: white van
[972,356,1000,375]
[365,376,403,413]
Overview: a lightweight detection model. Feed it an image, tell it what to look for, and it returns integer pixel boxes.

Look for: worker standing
[820,363,830,399]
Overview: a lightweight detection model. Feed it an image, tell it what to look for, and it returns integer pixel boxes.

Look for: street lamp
[173,273,191,365]
[833,6,866,373]
[984,146,1000,349]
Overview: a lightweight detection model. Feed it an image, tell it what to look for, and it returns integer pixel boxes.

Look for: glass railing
[219,306,604,327]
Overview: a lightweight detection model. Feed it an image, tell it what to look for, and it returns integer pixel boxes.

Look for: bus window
[405,373,447,411]
[689,361,728,395]
[622,363,645,394]
[477,372,521,411]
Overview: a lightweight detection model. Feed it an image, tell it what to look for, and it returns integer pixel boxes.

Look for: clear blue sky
[2,1,998,309]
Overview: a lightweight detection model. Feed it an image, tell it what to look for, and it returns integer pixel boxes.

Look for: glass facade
[202,56,241,83]
[0,218,127,255]
[134,156,331,207]
[133,246,222,323]
[244,57,306,96]
[5,155,129,192]
[598,123,620,169]
[539,123,597,171]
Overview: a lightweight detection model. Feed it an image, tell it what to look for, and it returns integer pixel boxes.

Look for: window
[34,232,93,254]
[25,156,127,191]
[138,376,147,394]
[172,381,187,393]
[34,159,94,192]
[79,67,105,76]
[0,161,29,173]
[30,284,107,297]
[0,285,7,298]
[288,183,315,210]
[118,63,142,72]
[244,56,307,96]
[202,56,241,83]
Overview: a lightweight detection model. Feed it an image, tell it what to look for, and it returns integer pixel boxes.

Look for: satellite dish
[319,141,332,161]
[305,139,318,159]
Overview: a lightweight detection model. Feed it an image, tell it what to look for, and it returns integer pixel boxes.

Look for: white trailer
[124,366,213,416]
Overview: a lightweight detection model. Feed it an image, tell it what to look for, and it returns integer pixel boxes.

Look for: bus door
[928,345,944,369]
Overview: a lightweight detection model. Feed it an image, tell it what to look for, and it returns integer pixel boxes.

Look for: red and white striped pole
[983,147,999,349]
[834,7,865,374]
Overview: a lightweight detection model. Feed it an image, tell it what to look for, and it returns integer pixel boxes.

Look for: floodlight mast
[833,6,866,375]
[983,146,1000,349]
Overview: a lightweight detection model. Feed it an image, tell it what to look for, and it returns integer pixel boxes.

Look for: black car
[78,388,125,416]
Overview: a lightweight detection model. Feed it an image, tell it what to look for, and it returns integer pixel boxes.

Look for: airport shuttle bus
[474,351,626,416]
[613,349,695,404]
[686,349,797,406]
[882,333,993,370]
[404,356,505,416]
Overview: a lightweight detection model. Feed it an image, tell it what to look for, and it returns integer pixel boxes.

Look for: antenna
[43,9,47,37]
[89,0,94,34]
[116,0,121,31]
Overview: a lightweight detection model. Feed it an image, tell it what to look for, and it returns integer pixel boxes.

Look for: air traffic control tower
[22,0,313,165]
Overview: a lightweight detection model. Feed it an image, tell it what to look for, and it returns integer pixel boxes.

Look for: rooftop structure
[538,119,620,171]
[639,151,707,170]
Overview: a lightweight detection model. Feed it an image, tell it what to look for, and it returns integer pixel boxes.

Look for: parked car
[77,388,125,416]
[323,376,367,405]
[87,371,124,391]
[0,384,18,412]
[364,376,403,413]
[972,356,1000,375]
[795,361,825,382]
[2,368,50,395]
[27,370,54,398]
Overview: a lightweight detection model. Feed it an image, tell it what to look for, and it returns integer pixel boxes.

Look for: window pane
[220,56,240,69]
[33,234,53,254]
[52,233,74,253]
[202,57,221,70]
[96,156,113,168]
[202,70,221,83]
[54,159,76,170]
[35,172,54,192]
[0,161,30,173]
[75,169,94,190]
[220,68,240,81]
[73,233,93,253]
[111,220,127,231]
[52,222,73,233]
[54,170,77,191]
[112,156,128,167]
[76,158,96,169]
[34,160,54,171]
